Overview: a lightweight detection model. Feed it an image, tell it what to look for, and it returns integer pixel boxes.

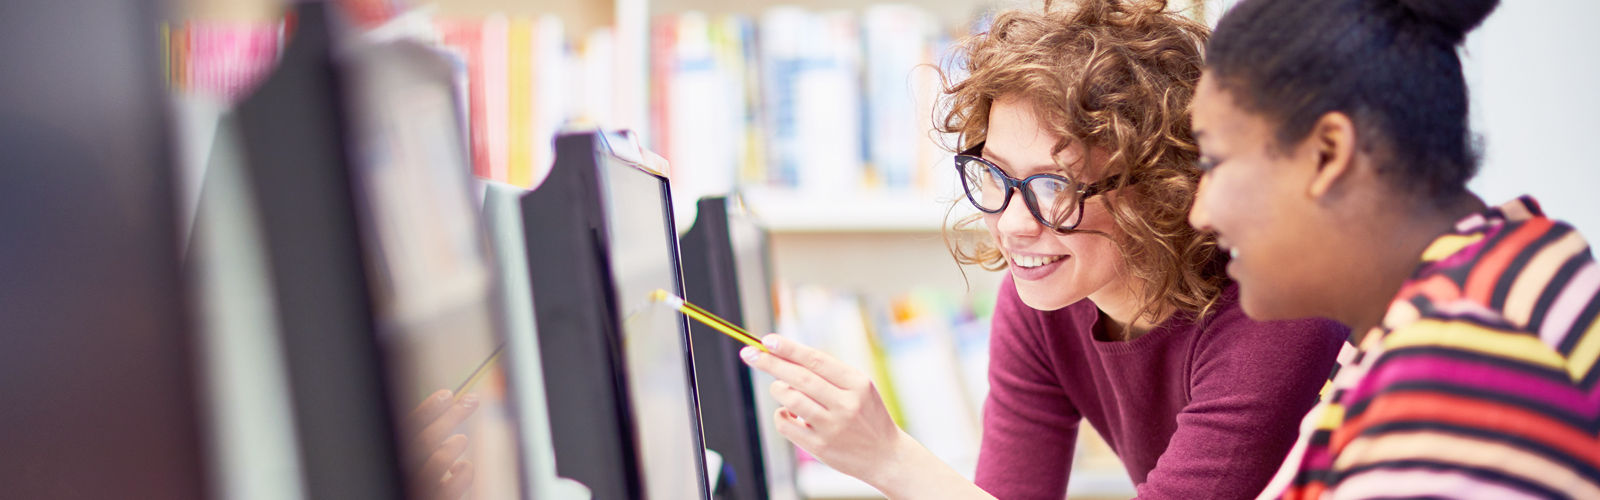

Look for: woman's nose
[996,189,1043,237]
[1189,175,1214,231]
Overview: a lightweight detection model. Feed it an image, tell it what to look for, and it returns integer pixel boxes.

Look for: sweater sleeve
[974,277,1083,500]
[1133,310,1347,500]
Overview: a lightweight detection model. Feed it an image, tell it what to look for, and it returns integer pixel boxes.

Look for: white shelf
[794,462,1136,499]
[737,187,977,233]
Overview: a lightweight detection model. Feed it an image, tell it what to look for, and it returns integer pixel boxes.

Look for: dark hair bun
[1395,0,1500,42]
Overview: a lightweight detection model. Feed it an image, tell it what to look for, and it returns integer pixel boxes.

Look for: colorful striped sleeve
[1263,196,1600,500]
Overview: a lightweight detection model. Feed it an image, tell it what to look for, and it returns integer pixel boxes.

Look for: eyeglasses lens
[960,159,1008,211]
[1029,177,1078,228]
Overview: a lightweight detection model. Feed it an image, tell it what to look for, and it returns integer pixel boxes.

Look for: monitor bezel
[522,130,712,500]
[593,131,714,500]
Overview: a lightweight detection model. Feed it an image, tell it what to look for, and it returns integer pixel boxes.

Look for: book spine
[438,20,490,179]
[530,15,565,187]
[508,18,534,187]
[483,15,510,183]
[649,15,677,160]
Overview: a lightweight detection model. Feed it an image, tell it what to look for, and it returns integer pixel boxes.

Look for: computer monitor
[521,130,713,500]
[0,0,206,496]
[481,181,592,500]
[680,196,800,500]
[343,30,527,500]
[235,4,525,499]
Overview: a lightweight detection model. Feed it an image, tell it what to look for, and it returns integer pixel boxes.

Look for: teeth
[1013,254,1065,268]
[1229,248,1239,259]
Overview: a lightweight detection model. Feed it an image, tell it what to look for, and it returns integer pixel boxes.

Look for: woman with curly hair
[740,0,1348,498]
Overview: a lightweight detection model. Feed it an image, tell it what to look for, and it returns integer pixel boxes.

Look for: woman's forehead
[1192,75,1277,153]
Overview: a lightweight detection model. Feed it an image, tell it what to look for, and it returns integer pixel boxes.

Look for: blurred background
[4,0,1596,499]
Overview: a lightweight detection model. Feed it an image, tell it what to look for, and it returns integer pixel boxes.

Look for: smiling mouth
[1012,254,1066,268]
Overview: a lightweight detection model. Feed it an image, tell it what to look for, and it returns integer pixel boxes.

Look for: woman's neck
[1342,193,1487,343]
[1089,275,1168,342]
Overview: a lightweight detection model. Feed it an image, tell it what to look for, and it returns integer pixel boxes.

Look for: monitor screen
[681,196,799,500]
[597,134,712,500]
[344,38,524,500]
[726,201,801,500]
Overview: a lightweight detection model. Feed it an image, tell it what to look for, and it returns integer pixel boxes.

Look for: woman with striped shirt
[1188,0,1600,498]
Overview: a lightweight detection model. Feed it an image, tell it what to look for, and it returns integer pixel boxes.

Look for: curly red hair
[939,0,1226,322]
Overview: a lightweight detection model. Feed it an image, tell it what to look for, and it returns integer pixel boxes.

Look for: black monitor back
[680,197,799,500]
[234,4,403,499]
[0,0,208,497]
[521,131,712,500]
[237,4,531,500]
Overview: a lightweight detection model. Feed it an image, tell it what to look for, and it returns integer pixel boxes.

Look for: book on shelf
[774,282,997,474]
[433,14,615,189]
[164,20,285,104]
[435,19,490,179]
[879,290,983,472]
[647,5,966,225]
[863,4,935,190]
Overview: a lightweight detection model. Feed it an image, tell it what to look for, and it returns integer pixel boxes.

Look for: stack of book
[432,16,618,189]
[650,6,962,211]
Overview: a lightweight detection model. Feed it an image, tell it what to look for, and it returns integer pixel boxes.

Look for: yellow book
[507,18,534,187]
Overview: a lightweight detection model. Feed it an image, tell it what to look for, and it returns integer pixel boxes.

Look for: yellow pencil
[449,344,505,406]
[649,289,769,352]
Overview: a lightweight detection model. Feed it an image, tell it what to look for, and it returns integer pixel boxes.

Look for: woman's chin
[1237,285,1310,323]
[1014,278,1083,312]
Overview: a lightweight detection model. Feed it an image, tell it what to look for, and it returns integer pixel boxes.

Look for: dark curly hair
[938,0,1227,322]
[1206,0,1498,204]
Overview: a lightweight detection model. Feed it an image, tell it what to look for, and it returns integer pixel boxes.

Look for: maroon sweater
[974,276,1347,500]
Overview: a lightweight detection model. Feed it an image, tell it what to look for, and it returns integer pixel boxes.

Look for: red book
[437,19,490,179]
[649,15,676,162]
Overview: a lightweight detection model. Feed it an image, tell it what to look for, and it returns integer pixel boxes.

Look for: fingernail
[438,391,451,403]
[450,461,468,474]
[762,335,779,350]
[462,394,479,408]
[739,346,758,363]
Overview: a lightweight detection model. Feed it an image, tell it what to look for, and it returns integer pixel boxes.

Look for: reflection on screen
[599,153,708,500]
[346,40,523,500]
[727,202,800,500]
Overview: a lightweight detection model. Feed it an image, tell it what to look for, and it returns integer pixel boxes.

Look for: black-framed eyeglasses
[954,142,1127,232]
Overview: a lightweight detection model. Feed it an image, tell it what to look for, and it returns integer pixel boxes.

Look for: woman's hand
[402,389,479,500]
[739,334,910,486]
[741,334,998,500]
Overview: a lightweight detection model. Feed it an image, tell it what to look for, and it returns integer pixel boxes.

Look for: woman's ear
[1305,111,1358,200]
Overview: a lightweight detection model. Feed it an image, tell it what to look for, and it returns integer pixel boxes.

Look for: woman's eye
[1196,157,1221,173]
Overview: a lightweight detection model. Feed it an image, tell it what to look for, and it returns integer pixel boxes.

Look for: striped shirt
[1258,196,1600,500]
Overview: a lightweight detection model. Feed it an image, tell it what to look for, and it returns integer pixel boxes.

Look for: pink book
[183,20,283,104]
[481,15,509,183]
[437,19,490,179]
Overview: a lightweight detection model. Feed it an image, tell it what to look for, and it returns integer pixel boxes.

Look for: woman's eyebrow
[982,148,1063,176]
